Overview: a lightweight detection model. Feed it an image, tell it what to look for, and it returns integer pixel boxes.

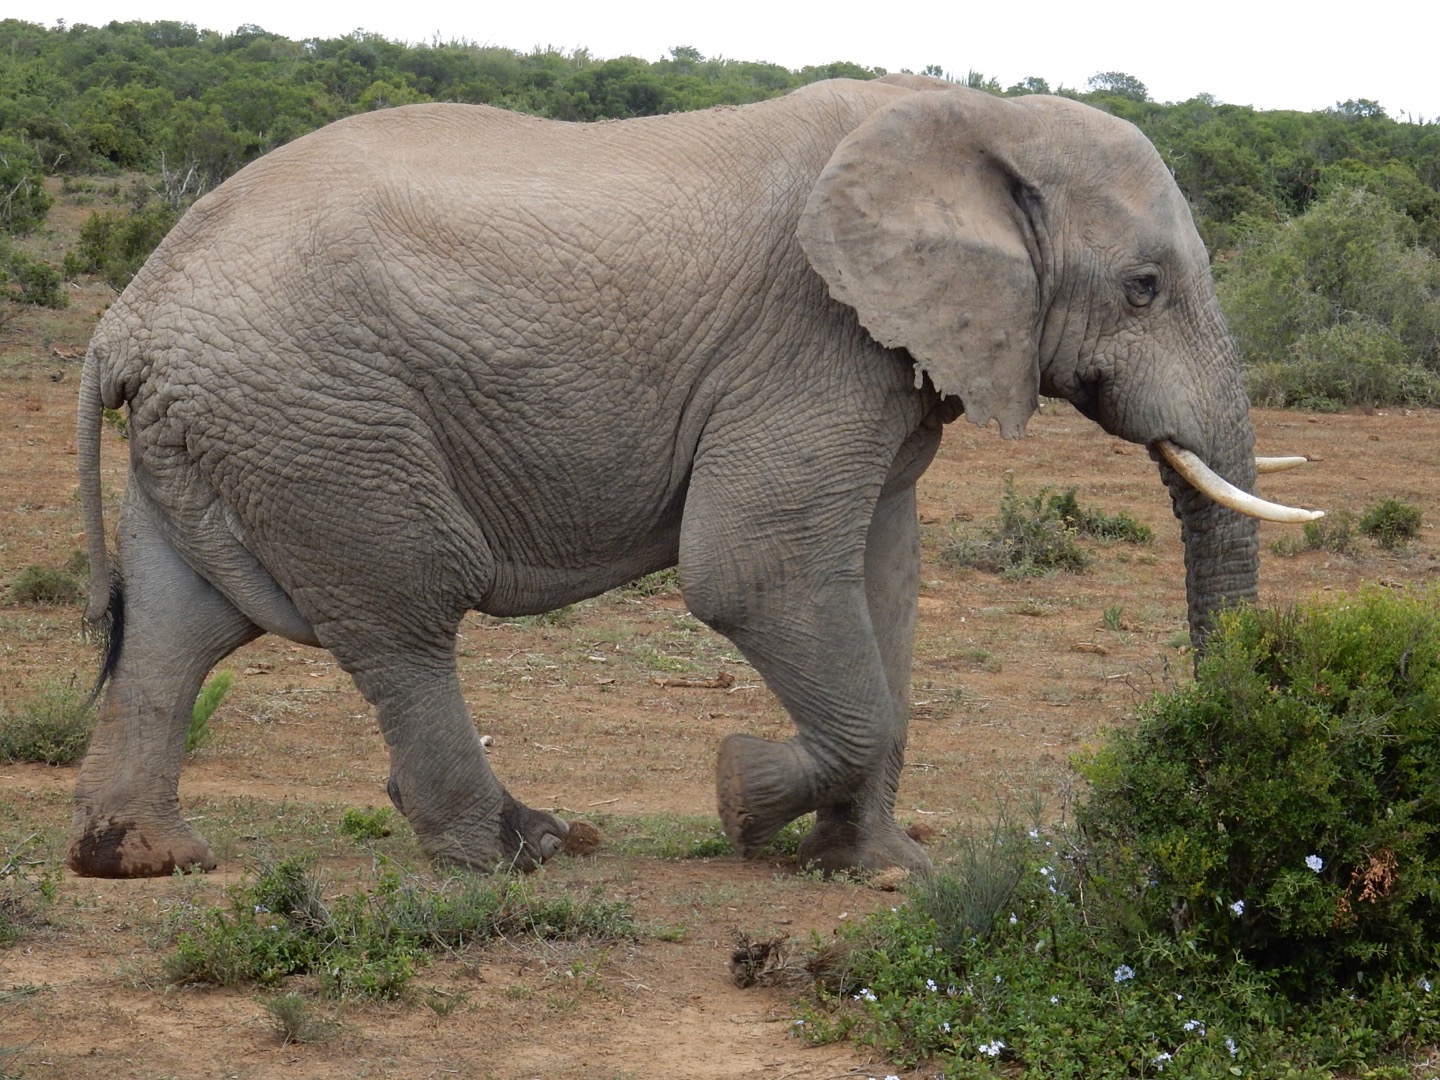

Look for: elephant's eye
[1125,274,1160,308]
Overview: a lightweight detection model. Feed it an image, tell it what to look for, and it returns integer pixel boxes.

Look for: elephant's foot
[68,810,216,878]
[424,792,569,873]
[797,811,932,877]
[716,734,818,855]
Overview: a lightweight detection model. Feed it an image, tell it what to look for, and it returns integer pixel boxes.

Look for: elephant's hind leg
[69,489,262,877]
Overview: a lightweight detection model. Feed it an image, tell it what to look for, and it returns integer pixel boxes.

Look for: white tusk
[1256,455,1309,474]
[1156,440,1324,523]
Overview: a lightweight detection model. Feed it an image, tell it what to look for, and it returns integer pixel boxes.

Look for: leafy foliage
[7,565,82,605]
[0,135,51,235]
[1219,186,1440,409]
[63,200,179,290]
[1081,586,1440,996]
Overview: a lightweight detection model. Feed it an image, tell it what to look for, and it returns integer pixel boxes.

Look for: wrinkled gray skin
[71,75,1259,878]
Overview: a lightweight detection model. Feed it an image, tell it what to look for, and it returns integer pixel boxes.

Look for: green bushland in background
[2,18,1438,408]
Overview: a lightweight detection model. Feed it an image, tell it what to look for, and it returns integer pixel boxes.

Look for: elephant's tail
[77,345,123,703]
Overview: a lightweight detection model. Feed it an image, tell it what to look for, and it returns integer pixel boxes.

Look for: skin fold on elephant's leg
[335,640,569,872]
[69,489,263,877]
[795,483,930,875]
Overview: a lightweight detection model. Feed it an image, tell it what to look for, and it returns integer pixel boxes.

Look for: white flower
[1225,1037,1239,1057]
[1183,1019,1206,1035]
[1421,978,1433,993]
[1039,865,1053,877]
[1050,995,1060,1005]
[1305,854,1324,872]
[854,988,877,1003]
[978,1040,1006,1057]
[1028,828,1040,840]
[1153,1051,1172,1069]
[1009,913,1018,924]
[1229,899,1245,916]
[925,978,938,992]
[1114,964,1135,983]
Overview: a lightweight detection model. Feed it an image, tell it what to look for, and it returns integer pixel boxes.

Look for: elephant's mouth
[1154,440,1323,524]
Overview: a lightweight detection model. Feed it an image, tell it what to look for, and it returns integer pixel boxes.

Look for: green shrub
[7,566,83,606]
[1080,586,1440,996]
[0,681,95,765]
[943,476,1152,578]
[339,806,394,841]
[1273,508,1358,556]
[1358,497,1423,550]
[0,239,68,310]
[264,992,339,1044]
[165,856,637,999]
[63,201,179,291]
[0,137,52,236]
[187,670,233,752]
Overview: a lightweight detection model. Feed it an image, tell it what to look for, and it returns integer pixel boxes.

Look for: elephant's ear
[798,90,1042,439]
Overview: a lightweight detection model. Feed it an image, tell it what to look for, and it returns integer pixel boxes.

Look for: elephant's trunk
[1161,410,1261,655]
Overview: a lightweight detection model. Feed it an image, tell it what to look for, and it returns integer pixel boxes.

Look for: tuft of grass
[594,812,812,861]
[0,680,95,765]
[187,670,233,753]
[6,566,83,606]
[1359,496,1423,549]
[263,992,340,1044]
[0,834,61,946]
[620,567,681,597]
[164,856,638,999]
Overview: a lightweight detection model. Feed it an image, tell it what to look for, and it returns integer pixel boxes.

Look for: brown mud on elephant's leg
[69,490,262,877]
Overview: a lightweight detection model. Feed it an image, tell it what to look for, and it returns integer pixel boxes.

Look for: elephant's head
[798,86,1315,648]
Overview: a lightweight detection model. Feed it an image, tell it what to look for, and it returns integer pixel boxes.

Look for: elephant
[70,75,1317,879]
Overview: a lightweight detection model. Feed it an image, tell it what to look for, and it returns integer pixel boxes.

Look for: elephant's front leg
[794,482,928,874]
[683,467,929,875]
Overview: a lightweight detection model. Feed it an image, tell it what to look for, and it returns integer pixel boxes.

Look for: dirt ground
[1,257,1438,1079]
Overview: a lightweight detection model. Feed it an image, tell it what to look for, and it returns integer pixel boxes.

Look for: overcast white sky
[29,0,1440,120]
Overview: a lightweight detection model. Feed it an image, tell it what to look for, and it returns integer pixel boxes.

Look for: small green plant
[165,856,637,999]
[263,992,338,1044]
[620,567,681,597]
[1358,496,1423,549]
[7,566,83,606]
[1044,487,1154,543]
[339,806,394,841]
[0,834,61,946]
[1102,604,1125,631]
[187,670,233,753]
[0,680,95,765]
[1270,508,1358,556]
[942,476,1092,578]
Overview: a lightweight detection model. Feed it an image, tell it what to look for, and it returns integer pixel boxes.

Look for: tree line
[2,19,1438,409]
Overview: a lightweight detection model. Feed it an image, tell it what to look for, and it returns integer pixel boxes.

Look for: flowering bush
[1080,585,1440,994]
